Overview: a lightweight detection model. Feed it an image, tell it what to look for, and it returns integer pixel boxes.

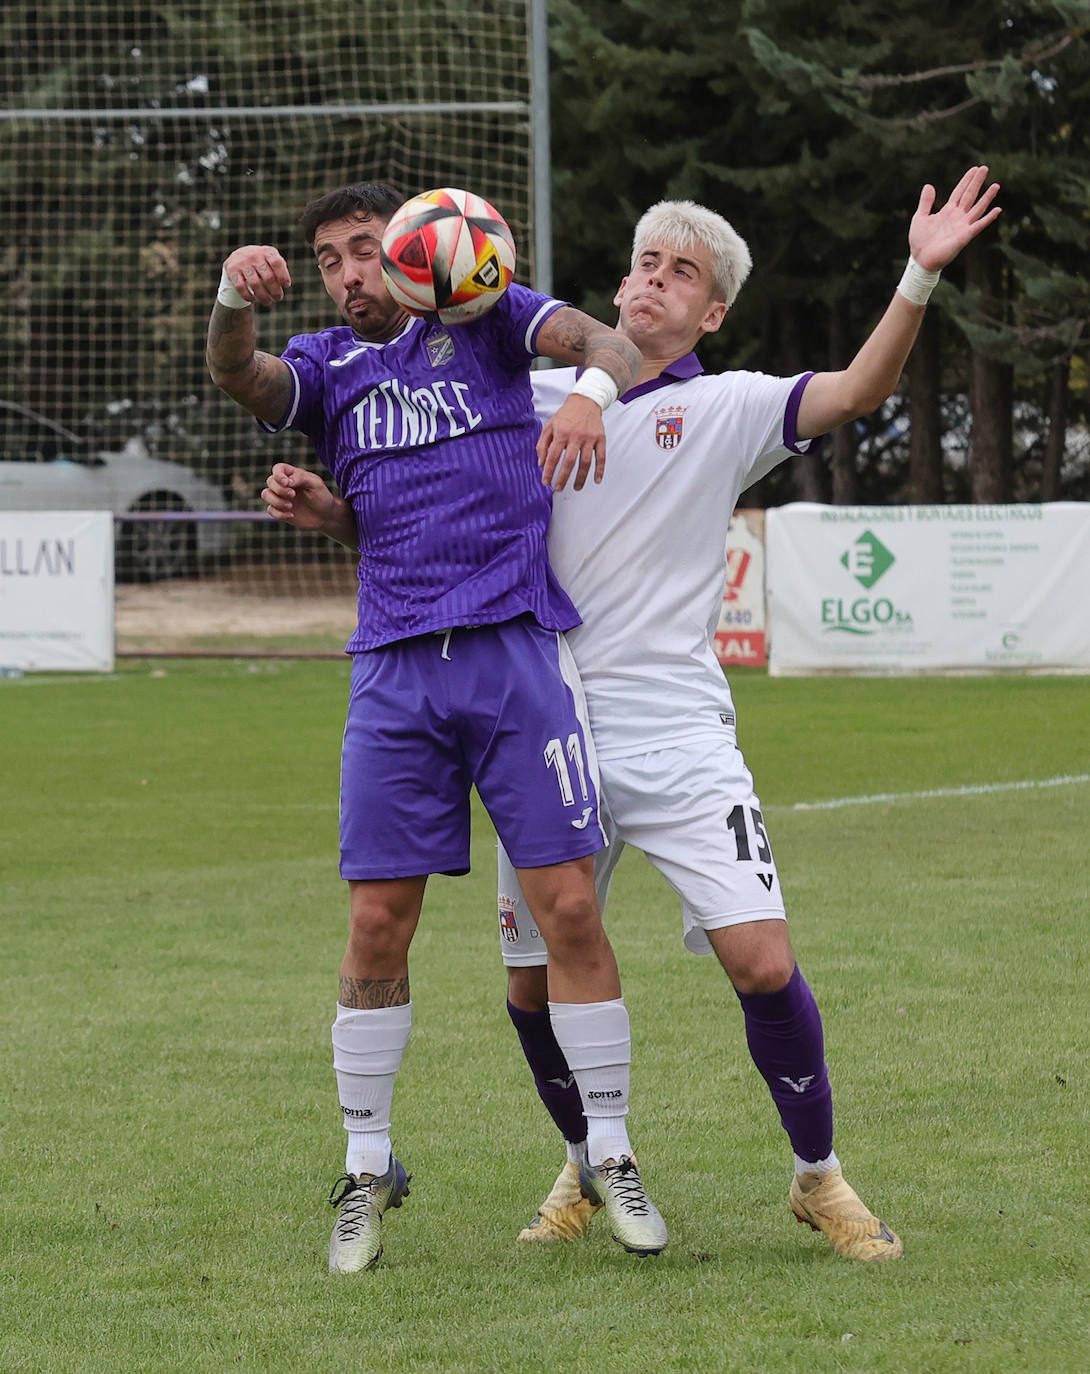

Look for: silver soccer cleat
[578,1155,668,1255]
[327,1156,411,1273]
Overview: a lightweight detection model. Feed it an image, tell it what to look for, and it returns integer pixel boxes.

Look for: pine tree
[547,0,1090,502]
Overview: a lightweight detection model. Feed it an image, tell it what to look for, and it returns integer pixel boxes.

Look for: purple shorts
[339,617,604,879]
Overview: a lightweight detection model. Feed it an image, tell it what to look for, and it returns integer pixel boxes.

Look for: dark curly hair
[299,182,404,246]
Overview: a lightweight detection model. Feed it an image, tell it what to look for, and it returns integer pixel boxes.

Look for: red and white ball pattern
[380,187,516,325]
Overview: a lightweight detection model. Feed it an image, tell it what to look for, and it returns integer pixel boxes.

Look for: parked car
[0,399,232,581]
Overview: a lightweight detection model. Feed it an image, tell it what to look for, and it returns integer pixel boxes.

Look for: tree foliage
[547,0,1090,502]
[0,0,534,498]
[1,1,1087,506]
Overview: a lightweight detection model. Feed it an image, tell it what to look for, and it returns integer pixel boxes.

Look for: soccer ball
[380,187,516,325]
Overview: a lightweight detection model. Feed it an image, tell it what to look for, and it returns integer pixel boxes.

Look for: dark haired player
[207,181,668,1272]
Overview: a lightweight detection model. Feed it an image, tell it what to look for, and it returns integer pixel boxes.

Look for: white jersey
[533,355,815,759]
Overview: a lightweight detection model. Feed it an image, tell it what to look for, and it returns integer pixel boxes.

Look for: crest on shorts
[498,896,520,942]
[425,327,456,368]
[654,404,686,450]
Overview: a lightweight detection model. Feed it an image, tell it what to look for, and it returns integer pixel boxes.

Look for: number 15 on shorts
[726,804,773,863]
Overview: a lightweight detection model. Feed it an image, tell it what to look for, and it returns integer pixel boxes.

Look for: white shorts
[497,736,786,962]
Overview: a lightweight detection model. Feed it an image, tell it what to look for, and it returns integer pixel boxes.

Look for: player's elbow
[826,371,895,428]
[206,347,233,393]
[206,350,259,409]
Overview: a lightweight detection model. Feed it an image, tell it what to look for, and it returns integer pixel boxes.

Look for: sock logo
[778,1075,815,1094]
[546,1074,576,1090]
[587,1089,622,1099]
[341,1106,374,1119]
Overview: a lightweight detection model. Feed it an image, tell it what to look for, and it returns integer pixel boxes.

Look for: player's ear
[700,300,728,335]
[613,277,629,309]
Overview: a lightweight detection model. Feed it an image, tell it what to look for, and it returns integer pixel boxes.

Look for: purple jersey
[261,284,579,651]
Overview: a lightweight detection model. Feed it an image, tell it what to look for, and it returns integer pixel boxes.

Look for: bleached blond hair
[630,200,752,308]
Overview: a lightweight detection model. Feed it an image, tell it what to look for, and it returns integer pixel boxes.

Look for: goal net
[0,0,539,656]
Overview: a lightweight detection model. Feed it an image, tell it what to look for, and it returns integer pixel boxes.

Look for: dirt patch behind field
[115,566,358,654]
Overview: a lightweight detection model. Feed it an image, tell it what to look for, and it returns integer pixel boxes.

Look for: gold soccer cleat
[517,1159,602,1243]
[789,1165,903,1262]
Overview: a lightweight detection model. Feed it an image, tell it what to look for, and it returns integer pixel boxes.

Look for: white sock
[548,998,632,1167]
[331,1002,411,1177]
[795,1150,840,1177]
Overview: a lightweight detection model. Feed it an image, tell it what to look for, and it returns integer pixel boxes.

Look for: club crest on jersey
[498,897,520,943]
[654,404,686,450]
[425,326,456,368]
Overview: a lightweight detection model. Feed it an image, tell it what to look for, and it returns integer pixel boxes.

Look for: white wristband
[896,256,941,307]
[570,365,619,411]
[217,265,251,309]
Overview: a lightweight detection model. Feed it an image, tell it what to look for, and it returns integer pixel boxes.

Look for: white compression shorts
[497,736,787,962]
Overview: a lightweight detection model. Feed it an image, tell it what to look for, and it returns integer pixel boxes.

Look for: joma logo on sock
[341,1106,374,1118]
[587,1089,622,1099]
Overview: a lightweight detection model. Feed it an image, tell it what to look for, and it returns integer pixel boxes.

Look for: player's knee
[346,902,413,965]
[711,920,795,995]
[536,891,603,950]
[727,952,796,996]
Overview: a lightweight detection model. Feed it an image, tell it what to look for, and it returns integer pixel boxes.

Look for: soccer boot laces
[327,1156,411,1273]
[517,1159,602,1243]
[789,1164,903,1262]
[578,1155,668,1255]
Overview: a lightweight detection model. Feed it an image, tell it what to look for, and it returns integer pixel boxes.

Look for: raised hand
[222,245,293,306]
[909,166,1002,272]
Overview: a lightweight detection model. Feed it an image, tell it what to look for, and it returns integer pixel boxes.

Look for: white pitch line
[784,773,1090,812]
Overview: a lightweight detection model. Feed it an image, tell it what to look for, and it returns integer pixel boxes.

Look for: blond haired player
[503,167,999,1261]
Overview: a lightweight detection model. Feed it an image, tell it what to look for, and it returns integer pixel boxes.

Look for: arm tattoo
[339,975,410,1009]
[207,303,292,420]
[548,311,589,356]
[540,307,642,393]
[583,325,642,394]
[206,300,258,370]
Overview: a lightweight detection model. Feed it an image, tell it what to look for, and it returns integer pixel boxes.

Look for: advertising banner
[766,502,1090,674]
[715,510,767,667]
[0,511,114,671]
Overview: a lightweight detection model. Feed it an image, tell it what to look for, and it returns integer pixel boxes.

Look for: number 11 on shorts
[544,734,589,806]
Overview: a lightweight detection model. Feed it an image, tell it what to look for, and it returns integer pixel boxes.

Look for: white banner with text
[766,502,1090,674]
[0,511,114,671]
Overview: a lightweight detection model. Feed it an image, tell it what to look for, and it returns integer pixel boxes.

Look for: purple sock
[507,1000,587,1146]
[736,964,834,1164]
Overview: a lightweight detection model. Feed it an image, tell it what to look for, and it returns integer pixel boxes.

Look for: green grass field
[2,663,1088,1373]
